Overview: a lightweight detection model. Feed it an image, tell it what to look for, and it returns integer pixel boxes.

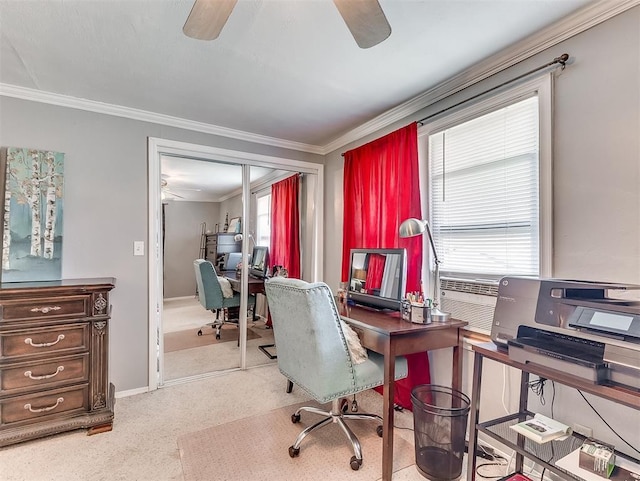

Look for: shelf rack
[478,411,584,479]
[467,342,640,481]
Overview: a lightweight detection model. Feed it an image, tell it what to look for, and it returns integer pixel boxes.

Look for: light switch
[134,241,144,256]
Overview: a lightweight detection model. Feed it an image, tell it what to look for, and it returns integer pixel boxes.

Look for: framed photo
[227,217,241,233]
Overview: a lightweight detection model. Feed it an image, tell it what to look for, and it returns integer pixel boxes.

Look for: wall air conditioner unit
[440,277,499,335]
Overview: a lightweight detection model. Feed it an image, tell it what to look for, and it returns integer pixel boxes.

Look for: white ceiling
[0,0,596,147]
[161,155,281,202]
[1,0,598,199]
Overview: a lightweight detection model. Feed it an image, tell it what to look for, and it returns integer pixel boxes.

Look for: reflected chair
[264,277,408,471]
[193,259,255,339]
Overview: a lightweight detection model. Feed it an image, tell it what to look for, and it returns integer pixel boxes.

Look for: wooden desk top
[338,301,467,336]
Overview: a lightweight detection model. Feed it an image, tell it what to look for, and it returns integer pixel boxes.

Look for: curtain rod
[416,53,569,126]
[340,53,569,157]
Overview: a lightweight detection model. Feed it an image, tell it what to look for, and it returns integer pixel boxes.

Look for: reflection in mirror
[347,248,407,310]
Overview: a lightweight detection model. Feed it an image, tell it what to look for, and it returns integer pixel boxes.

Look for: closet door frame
[147,137,324,391]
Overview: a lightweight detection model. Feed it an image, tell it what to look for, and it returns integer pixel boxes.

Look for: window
[422,75,552,280]
[256,192,271,247]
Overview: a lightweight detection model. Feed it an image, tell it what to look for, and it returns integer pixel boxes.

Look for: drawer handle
[30,306,62,314]
[24,334,65,348]
[24,397,64,413]
[24,366,64,380]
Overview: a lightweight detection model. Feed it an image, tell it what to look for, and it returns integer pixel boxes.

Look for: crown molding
[2,0,638,158]
[322,0,640,155]
[0,83,325,155]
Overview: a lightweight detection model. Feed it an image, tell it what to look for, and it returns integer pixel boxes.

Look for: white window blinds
[428,95,540,277]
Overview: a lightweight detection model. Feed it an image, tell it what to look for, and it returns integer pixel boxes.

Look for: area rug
[177,400,414,481]
[164,326,261,352]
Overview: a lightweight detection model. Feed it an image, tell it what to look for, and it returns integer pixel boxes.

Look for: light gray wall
[219,196,243,232]
[0,97,323,392]
[324,6,640,458]
[163,200,219,299]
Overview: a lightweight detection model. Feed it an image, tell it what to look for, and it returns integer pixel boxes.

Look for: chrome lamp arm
[399,217,450,322]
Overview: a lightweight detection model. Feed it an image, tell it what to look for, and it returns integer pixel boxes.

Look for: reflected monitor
[347,248,407,311]
[250,246,269,278]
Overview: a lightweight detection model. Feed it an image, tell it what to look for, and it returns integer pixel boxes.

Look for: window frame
[255,190,272,248]
[418,73,553,281]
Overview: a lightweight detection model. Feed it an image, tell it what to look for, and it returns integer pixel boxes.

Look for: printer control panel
[569,306,640,342]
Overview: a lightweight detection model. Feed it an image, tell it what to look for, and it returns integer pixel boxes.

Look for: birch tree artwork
[1,147,64,282]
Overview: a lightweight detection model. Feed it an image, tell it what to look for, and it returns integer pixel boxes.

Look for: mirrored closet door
[149,138,323,389]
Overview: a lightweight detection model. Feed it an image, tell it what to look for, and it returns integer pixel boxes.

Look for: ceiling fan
[183,0,392,49]
[160,179,184,199]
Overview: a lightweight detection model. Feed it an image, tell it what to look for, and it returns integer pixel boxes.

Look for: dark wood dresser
[0,278,115,446]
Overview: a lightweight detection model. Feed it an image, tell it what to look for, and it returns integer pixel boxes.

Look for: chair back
[264,277,357,402]
[194,259,224,310]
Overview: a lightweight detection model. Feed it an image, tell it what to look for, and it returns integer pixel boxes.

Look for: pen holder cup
[401,300,432,324]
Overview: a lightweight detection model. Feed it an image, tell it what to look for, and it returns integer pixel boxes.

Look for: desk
[224,272,276,359]
[338,302,467,481]
[224,271,265,296]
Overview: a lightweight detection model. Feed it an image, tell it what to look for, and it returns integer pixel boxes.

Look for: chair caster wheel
[350,456,362,470]
[215,333,221,340]
[376,425,383,437]
[291,413,301,423]
[197,330,203,336]
[340,398,349,414]
[351,400,358,412]
[289,446,300,458]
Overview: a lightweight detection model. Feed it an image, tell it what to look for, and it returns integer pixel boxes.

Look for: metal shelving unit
[477,411,584,479]
[467,342,640,481]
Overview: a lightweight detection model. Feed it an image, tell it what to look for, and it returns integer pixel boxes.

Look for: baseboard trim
[115,386,150,398]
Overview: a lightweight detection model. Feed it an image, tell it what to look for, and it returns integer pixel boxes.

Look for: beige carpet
[178,400,415,481]
[164,326,261,352]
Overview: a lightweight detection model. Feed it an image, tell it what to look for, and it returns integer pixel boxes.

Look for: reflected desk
[338,302,467,481]
[224,272,275,358]
[224,271,265,296]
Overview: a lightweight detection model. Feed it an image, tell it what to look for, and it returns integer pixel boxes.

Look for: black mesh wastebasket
[411,384,470,481]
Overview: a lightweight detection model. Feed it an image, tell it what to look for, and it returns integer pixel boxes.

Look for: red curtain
[341,123,422,292]
[365,254,385,292]
[270,175,300,279]
[341,122,430,410]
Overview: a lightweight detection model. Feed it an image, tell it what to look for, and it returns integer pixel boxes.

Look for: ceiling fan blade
[183,0,238,41]
[165,190,185,199]
[333,0,391,49]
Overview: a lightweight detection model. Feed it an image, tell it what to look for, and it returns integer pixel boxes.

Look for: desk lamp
[233,233,256,270]
[399,218,450,322]
[233,233,255,247]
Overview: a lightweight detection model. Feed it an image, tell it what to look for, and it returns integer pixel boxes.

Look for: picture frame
[0,146,65,282]
[227,216,241,233]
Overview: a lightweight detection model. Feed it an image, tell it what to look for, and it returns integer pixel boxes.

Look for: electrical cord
[577,389,640,456]
[476,461,509,479]
[475,450,511,479]
[502,364,511,414]
[538,381,557,480]
[528,377,547,405]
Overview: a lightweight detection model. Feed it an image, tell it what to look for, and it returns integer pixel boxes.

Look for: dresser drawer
[0,295,89,323]
[1,353,89,396]
[0,385,89,427]
[0,324,89,361]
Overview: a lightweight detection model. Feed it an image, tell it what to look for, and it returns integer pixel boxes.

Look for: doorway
[147,138,324,390]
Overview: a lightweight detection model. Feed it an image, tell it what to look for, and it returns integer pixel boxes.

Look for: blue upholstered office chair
[193,259,255,339]
[264,277,408,471]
